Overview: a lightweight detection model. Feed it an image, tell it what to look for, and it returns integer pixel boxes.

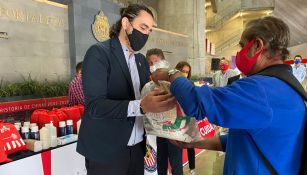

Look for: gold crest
[92,11,110,42]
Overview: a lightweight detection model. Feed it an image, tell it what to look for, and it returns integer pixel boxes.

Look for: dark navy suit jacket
[77,37,150,163]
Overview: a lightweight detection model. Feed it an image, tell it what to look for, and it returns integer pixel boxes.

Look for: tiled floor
[183,150,225,175]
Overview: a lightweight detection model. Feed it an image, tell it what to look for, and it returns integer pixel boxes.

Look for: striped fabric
[4,138,26,152]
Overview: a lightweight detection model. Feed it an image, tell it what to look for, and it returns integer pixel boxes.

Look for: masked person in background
[212,58,238,87]
[146,48,165,72]
[292,55,306,84]
[212,58,237,135]
[77,4,176,175]
[147,53,184,175]
[145,16,306,174]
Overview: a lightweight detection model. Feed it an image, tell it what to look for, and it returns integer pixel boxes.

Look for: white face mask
[150,60,170,73]
[150,66,156,73]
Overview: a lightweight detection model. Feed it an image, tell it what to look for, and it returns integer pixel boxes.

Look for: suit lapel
[110,38,134,93]
[135,55,145,89]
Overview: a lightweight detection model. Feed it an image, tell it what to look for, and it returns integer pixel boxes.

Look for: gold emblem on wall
[92,11,110,42]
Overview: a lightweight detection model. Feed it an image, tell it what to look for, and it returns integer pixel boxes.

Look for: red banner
[284,58,307,65]
[0,96,68,114]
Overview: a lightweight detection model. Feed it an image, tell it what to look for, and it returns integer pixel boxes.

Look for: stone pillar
[157,0,206,75]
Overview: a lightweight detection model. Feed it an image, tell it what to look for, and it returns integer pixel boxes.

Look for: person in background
[212,58,237,135]
[146,48,165,66]
[146,50,183,175]
[147,16,305,174]
[146,48,165,73]
[68,61,84,106]
[77,4,175,175]
[212,58,238,87]
[292,55,306,84]
[175,61,196,175]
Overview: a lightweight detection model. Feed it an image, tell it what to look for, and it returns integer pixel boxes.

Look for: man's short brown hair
[146,48,165,61]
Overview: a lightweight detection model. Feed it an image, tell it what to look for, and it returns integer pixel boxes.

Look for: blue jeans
[157,137,183,175]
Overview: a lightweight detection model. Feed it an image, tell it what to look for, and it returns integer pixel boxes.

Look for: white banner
[0,143,86,175]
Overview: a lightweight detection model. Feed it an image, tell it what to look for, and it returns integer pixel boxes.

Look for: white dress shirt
[292,64,306,84]
[121,44,144,146]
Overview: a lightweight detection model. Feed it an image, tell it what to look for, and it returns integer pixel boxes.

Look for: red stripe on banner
[0,96,68,114]
[284,59,307,65]
[284,60,294,64]
[41,151,51,175]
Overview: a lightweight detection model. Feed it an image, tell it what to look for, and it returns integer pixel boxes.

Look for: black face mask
[126,27,149,51]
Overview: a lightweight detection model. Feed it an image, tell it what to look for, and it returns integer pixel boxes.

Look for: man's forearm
[193,137,223,151]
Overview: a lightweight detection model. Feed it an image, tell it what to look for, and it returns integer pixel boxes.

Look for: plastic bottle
[49,121,57,147]
[30,123,37,128]
[66,120,73,135]
[40,126,50,150]
[21,127,30,140]
[59,121,66,136]
[14,122,21,128]
[45,123,50,128]
[14,124,21,133]
[30,126,39,140]
[23,121,30,128]
[14,122,22,135]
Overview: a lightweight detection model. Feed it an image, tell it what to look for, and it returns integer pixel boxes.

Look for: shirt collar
[121,44,138,63]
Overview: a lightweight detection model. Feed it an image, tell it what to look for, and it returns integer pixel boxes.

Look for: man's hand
[151,68,183,84]
[141,87,176,113]
[151,68,169,84]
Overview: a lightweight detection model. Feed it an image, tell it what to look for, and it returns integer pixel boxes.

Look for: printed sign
[197,118,215,138]
[0,96,68,114]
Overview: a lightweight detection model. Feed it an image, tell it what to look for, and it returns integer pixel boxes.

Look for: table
[0,142,86,175]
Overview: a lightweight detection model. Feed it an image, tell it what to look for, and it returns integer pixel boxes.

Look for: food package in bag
[141,81,215,143]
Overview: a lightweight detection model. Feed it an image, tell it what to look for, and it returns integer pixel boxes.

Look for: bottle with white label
[23,121,30,128]
[21,127,29,140]
[14,122,21,128]
[59,121,66,137]
[30,126,39,140]
[14,124,21,133]
[49,121,57,147]
[30,123,37,128]
[66,120,73,135]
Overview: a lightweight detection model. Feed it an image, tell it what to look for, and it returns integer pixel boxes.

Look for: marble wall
[0,0,69,82]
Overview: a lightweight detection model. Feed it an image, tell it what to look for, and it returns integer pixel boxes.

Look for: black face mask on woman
[126,27,149,51]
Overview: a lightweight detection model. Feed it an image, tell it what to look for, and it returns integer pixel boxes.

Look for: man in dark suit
[77,4,176,175]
